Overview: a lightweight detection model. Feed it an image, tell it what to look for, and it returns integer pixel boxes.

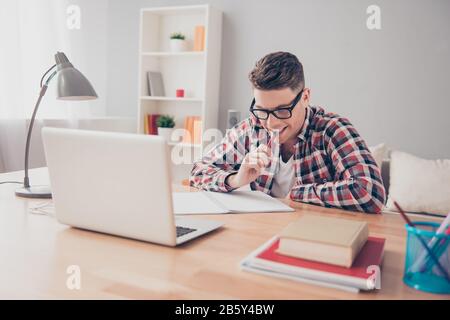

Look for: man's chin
[277,135,289,144]
[278,127,290,142]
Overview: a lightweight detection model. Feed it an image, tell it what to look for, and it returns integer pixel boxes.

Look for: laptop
[42,127,223,246]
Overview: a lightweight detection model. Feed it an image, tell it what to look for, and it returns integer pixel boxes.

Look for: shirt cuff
[220,171,238,192]
[290,183,324,205]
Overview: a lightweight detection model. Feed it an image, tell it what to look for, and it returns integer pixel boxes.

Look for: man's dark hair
[248,51,304,91]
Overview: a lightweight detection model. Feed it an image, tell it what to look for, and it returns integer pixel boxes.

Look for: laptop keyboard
[176,226,197,237]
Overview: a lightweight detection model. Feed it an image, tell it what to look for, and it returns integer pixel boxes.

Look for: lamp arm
[40,64,57,88]
[23,68,58,188]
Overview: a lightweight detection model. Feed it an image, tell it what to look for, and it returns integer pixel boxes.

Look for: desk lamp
[15,51,97,198]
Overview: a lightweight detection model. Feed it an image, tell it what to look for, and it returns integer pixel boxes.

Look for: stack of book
[182,116,202,144]
[241,215,385,292]
[144,114,160,135]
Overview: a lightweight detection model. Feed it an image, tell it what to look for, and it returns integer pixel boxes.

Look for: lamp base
[15,185,52,199]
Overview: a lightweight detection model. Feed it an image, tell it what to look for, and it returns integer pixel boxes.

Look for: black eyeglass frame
[249,89,304,120]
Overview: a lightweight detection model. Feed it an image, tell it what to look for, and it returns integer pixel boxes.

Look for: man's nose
[266,113,282,129]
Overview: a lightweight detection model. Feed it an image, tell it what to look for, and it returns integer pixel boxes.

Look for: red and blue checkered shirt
[190,106,386,213]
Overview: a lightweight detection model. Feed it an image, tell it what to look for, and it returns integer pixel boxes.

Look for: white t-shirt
[271,155,296,198]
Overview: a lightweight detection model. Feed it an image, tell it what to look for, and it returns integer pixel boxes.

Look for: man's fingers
[244,161,264,175]
[256,144,271,155]
[248,154,270,168]
[250,146,271,162]
[254,152,270,166]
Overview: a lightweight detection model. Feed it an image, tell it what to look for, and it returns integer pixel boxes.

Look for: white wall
[105,0,450,159]
[0,0,110,118]
[0,0,112,173]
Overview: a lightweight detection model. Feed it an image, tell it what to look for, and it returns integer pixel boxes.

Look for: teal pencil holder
[403,222,450,294]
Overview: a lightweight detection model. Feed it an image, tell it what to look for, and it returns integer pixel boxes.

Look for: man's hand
[226,144,271,189]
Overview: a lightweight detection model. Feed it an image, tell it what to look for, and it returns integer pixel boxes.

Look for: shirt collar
[296,105,312,141]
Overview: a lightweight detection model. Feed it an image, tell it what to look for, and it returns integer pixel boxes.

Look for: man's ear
[302,88,311,104]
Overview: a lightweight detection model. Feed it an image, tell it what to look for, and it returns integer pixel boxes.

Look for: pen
[394,201,450,282]
[422,219,450,273]
[410,211,450,273]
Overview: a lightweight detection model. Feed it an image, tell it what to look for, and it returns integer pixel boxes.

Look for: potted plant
[170,32,187,52]
[157,115,175,141]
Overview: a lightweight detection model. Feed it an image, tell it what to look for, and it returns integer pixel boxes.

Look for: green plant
[157,115,175,128]
[170,32,185,40]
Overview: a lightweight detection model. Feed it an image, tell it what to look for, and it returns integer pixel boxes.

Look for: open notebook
[172,191,294,215]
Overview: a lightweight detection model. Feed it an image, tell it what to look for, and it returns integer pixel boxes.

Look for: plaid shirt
[190,106,386,213]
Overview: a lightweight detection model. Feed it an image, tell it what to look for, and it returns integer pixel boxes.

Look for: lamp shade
[55,52,97,100]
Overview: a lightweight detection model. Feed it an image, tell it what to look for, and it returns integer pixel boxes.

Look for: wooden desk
[0,167,448,299]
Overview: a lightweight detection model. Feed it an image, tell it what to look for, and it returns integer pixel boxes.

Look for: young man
[190,52,386,213]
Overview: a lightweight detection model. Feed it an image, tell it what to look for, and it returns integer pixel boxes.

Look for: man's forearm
[189,161,237,192]
[289,177,386,213]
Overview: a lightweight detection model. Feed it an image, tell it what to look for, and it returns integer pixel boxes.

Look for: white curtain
[0,0,109,173]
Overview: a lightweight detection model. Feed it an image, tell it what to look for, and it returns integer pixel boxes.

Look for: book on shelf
[276,215,369,268]
[240,235,385,292]
[147,71,165,97]
[144,114,160,135]
[182,116,202,144]
[193,117,202,144]
[144,114,149,134]
[193,25,205,51]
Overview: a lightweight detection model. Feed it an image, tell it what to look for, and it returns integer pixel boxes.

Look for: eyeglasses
[250,89,303,120]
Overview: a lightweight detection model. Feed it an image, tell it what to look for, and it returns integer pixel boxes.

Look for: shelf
[140,96,203,102]
[141,51,205,57]
[141,5,207,16]
[138,4,222,183]
[168,141,202,148]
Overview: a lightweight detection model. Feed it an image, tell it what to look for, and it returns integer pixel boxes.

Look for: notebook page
[172,192,229,215]
[206,191,294,213]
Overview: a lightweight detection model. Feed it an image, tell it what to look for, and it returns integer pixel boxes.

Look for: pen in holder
[403,222,450,294]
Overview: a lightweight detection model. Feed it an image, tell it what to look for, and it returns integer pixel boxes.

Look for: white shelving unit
[141,51,206,57]
[139,96,204,102]
[137,4,222,182]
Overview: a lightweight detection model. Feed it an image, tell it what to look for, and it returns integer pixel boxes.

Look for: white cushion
[386,151,450,215]
[369,143,387,169]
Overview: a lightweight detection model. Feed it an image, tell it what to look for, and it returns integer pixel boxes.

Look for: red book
[151,114,160,135]
[147,114,152,134]
[241,236,385,291]
[147,114,160,135]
